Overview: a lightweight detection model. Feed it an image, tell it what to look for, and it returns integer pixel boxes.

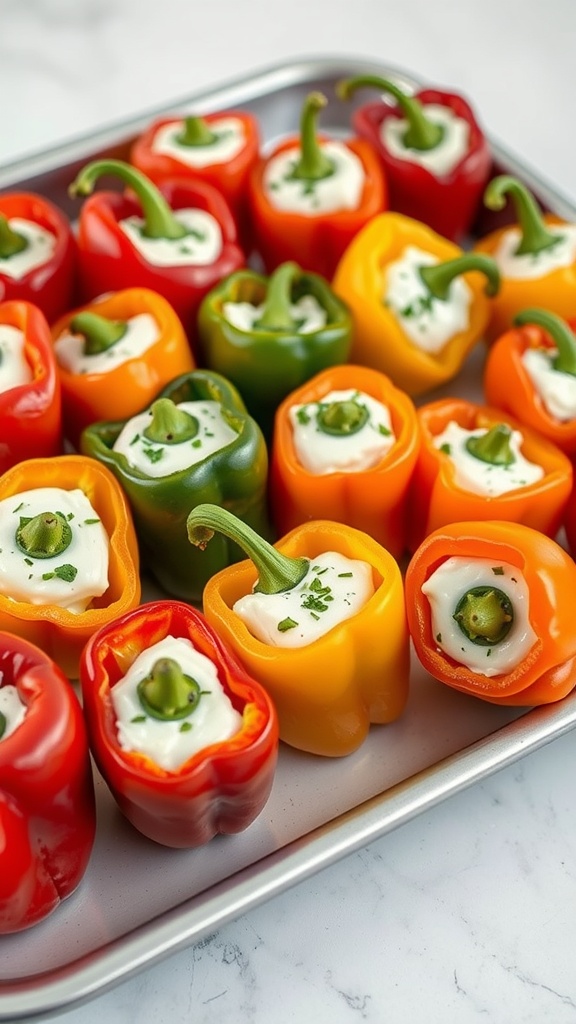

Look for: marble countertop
[2,1,576,1021]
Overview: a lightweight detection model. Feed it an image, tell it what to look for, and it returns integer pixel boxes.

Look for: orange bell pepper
[0,454,140,677]
[406,520,576,706]
[332,211,499,396]
[247,92,386,279]
[186,504,409,757]
[408,397,572,551]
[484,308,576,456]
[473,175,576,342]
[50,287,195,450]
[270,364,420,560]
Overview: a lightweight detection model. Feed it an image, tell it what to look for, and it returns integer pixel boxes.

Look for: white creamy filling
[422,556,537,678]
[222,293,328,335]
[289,388,396,474]
[120,208,222,266]
[54,312,160,375]
[263,141,365,215]
[151,116,246,167]
[383,245,472,354]
[111,635,243,772]
[233,552,374,649]
[0,487,109,613]
[432,420,544,496]
[0,684,27,741]
[0,218,57,281]
[112,400,239,478]
[492,224,576,280]
[521,347,576,422]
[381,103,471,176]
[0,325,33,392]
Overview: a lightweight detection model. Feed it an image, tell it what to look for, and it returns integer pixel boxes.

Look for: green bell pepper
[197,261,353,436]
[80,369,271,603]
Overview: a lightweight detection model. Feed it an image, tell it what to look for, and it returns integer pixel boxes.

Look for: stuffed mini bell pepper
[80,600,278,848]
[406,520,576,706]
[337,75,491,241]
[130,108,259,243]
[0,632,96,933]
[0,299,62,472]
[332,211,499,396]
[187,503,409,758]
[80,370,270,604]
[0,454,140,678]
[484,308,576,456]
[408,398,572,552]
[51,287,195,450]
[69,159,245,340]
[0,192,75,323]
[247,91,387,279]
[474,175,576,342]
[270,364,419,560]
[198,261,352,436]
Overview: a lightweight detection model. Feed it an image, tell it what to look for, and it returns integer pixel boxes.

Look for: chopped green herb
[12,502,25,514]
[439,443,452,455]
[377,423,391,436]
[83,518,100,525]
[130,433,140,446]
[131,715,147,723]
[41,563,78,583]
[278,616,298,632]
[309,577,331,595]
[436,633,442,643]
[487,649,492,657]
[179,722,193,732]
[191,439,202,448]
[338,572,353,578]
[205,431,214,438]
[143,446,164,464]
[491,566,505,575]
[301,594,328,613]
[314,567,329,576]
[296,407,311,425]
[67,512,75,521]
[24,557,33,566]
[310,612,320,621]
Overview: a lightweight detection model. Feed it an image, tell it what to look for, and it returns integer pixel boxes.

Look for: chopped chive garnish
[278,617,298,632]
[377,424,391,436]
[338,572,353,578]
[131,715,147,723]
[143,447,164,463]
[12,502,24,513]
[192,439,202,448]
[296,407,310,425]
[130,434,140,445]
[42,563,78,582]
[24,557,33,566]
[179,722,193,732]
[439,443,452,455]
[84,518,100,525]
[67,512,75,520]
[310,612,320,620]
[314,567,329,576]
[492,566,504,575]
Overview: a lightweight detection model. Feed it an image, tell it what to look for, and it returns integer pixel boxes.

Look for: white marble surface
[3,1,576,1021]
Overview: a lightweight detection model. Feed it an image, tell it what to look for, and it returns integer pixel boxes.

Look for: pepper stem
[465,424,515,466]
[254,262,301,331]
[0,711,5,739]
[453,586,514,646]
[15,512,73,559]
[0,215,28,259]
[143,398,199,444]
[137,658,202,721]
[176,115,219,148]
[514,308,576,377]
[187,503,309,595]
[483,175,560,257]
[419,253,500,300]
[70,311,127,355]
[69,158,188,240]
[316,398,369,436]
[337,75,444,151]
[289,92,335,182]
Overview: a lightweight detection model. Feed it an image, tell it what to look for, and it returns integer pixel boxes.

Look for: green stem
[316,398,369,436]
[254,262,301,331]
[70,311,127,355]
[465,424,515,466]
[289,92,334,182]
[187,503,308,595]
[453,586,514,646]
[337,74,443,151]
[69,159,188,240]
[483,175,560,257]
[176,115,219,147]
[15,512,72,559]
[143,398,199,444]
[419,253,500,300]
[514,308,576,376]
[137,658,202,721]
[0,215,28,259]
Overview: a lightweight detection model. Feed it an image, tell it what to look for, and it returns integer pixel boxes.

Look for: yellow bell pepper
[187,504,409,758]
[332,212,499,396]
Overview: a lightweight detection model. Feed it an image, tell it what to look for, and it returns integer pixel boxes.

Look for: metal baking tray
[2,56,576,1021]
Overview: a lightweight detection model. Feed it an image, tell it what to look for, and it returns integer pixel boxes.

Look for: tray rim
[2,53,576,1020]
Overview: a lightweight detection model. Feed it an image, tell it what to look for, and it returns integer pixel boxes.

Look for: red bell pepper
[130,109,260,244]
[80,600,279,848]
[69,159,245,341]
[0,192,76,323]
[247,92,387,279]
[0,632,96,933]
[337,75,491,242]
[0,300,62,473]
